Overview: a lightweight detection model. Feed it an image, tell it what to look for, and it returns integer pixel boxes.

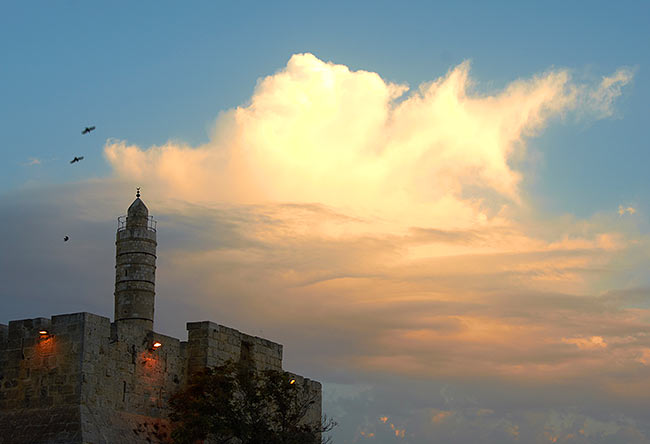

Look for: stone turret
[114,189,157,330]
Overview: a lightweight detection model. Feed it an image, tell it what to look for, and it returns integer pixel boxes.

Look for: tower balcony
[117,215,157,232]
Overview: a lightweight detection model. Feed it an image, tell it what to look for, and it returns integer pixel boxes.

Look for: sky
[1,1,650,442]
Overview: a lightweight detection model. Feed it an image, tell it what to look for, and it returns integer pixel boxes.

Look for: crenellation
[185,321,284,374]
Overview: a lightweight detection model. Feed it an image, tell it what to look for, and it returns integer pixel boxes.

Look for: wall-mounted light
[39,330,50,339]
[152,341,162,350]
[289,379,296,385]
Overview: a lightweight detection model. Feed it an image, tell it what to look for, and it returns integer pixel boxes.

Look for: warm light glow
[152,341,162,348]
[96,53,640,440]
[105,54,632,232]
[39,330,48,335]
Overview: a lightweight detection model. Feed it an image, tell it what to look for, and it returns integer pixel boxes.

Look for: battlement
[0,313,107,408]
[7,317,51,342]
[0,314,295,443]
[186,321,283,375]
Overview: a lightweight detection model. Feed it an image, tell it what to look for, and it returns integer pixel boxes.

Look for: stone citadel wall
[0,315,85,443]
[0,314,321,443]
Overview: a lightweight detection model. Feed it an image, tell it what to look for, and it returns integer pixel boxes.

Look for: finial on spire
[136,187,141,198]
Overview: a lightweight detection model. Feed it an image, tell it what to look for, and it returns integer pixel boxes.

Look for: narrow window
[122,381,127,402]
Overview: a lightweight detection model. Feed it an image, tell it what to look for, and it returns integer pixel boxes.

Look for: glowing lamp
[289,379,296,385]
[39,330,48,335]
[152,341,162,349]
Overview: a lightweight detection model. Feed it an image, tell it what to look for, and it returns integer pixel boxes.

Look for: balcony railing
[117,215,157,232]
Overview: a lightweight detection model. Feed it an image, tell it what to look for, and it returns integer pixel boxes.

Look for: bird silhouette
[64,236,69,242]
[81,126,96,135]
[70,156,84,164]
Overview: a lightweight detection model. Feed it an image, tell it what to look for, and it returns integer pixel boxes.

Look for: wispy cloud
[22,157,41,166]
[587,67,634,118]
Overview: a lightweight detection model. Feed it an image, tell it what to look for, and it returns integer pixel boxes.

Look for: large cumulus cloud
[2,54,644,443]
[104,54,630,230]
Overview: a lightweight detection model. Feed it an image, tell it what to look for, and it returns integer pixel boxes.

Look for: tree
[169,361,336,444]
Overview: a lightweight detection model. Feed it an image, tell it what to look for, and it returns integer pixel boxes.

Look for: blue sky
[2,1,648,217]
[2,2,650,443]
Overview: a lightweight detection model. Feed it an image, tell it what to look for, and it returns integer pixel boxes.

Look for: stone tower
[114,189,157,330]
[0,191,322,444]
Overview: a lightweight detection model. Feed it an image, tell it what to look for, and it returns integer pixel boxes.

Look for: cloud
[323,378,650,443]
[562,335,608,350]
[23,157,41,166]
[432,410,454,423]
[100,55,648,440]
[2,55,643,443]
[587,68,634,118]
[619,205,636,216]
[105,53,630,232]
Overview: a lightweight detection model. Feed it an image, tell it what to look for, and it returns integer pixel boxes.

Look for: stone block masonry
[0,314,88,443]
[0,313,318,443]
[186,321,284,374]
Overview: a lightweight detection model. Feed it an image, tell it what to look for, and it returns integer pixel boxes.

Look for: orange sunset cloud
[97,54,647,400]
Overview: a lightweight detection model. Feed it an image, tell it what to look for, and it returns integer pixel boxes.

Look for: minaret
[114,188,157,331]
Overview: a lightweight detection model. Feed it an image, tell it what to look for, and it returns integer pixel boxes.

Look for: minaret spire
[114,193,157,330]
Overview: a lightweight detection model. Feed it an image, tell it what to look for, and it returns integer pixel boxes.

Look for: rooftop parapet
[186,321,283,373]
[7,317,52,345]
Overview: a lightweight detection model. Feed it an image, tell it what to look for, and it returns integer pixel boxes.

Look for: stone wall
[289,374,323,431]
[0,314,89,443]
[186,321,283,376]
[79,315,183,443]
[0,315,320,444]
[0,313,183,444]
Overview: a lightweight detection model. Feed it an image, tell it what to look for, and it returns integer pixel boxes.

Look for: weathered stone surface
[0,313,319,443]
[0,405,81,444]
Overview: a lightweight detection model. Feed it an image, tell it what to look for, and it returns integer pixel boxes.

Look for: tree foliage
[169,361,335,444]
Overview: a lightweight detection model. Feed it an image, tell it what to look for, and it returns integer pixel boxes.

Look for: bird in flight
[63,236,69,242]
[70,156,84,164]
[81,126,96,135]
